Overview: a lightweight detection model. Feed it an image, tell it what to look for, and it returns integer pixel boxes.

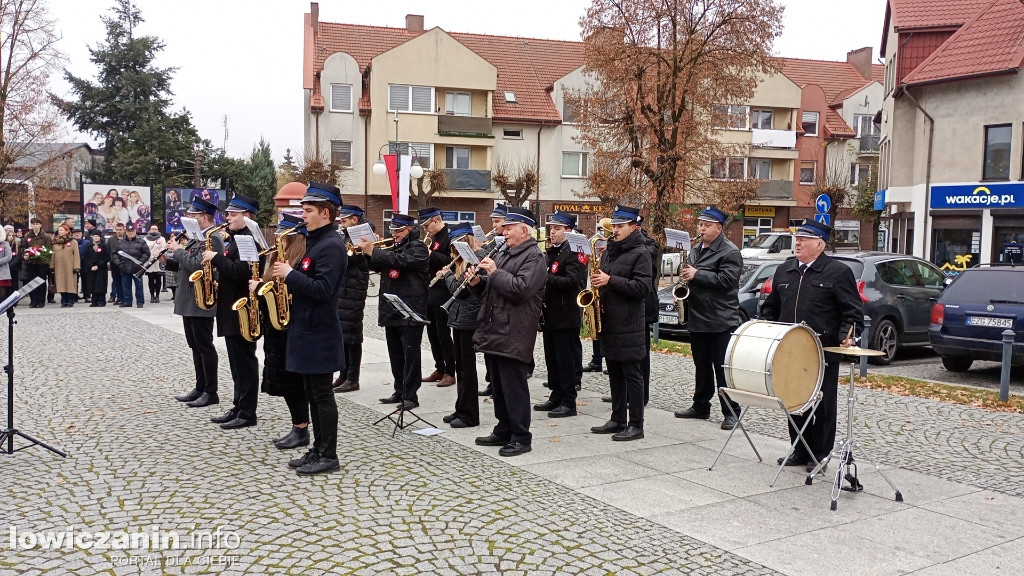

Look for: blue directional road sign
[813,213,831,226]
[815,194,832,214]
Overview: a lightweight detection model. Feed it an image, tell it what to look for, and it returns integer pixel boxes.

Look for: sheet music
[181,217,203,241]
[346,223,377,245]
[452,241,480,265]
[234,235,259,262]
[472,225,487,244]
[565,231,592,255]
[244,217,269,250]
[664,228,692,252]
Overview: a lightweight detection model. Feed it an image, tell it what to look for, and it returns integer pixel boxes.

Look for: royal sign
[930,182,1024,209]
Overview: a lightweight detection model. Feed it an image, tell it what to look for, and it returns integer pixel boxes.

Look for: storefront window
[742,217,773,247]
[933,228,980,275]
[833,219,861,247]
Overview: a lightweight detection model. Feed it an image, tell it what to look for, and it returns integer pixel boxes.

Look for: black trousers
[385,325,424,402]
[789,358,841,461]
[452,328,479,425]
[573,330,583,389]
[182,316,218,395]
[643,325,652,405]
[589,339,603,367]
[607,359,644,427]
[283,392,309,426]
[302,372,337,459]
[543,329,578,408]
[26,263,48,306]
[342,341,362,382]
[147,273,162,297]
[484,354,531,445]
[224,335,259,421]
[425,305,455,375]
[690,330,740,416]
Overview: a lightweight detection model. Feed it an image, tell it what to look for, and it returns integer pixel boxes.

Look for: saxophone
[257,224,304,331]
[232,261,263,342]
[673,233,702,324]
[188,223,229,310]
[576,228,610,341]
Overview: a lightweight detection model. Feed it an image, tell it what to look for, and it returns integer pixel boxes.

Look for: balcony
[441,169,492,191]
[437,115,492,137]
[859,134,880,154]
[756,179,794,201]
[751,128,796,149]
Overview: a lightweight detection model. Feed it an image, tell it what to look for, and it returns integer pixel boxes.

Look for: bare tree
[491,156,540,208]
[409,164,447,212]
[812,141,855,225]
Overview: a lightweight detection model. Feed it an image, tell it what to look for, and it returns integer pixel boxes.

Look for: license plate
[659,314,678,325]
[966,315,1013,328]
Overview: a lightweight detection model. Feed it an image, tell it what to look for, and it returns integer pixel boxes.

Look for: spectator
[6,228,22,294]
[143,225,166,303]
[81,231,109,307]
[117,223,150,308]
[108,223,127,303]
[23,218,51,308]
[50,225,81,307]
[0,231,12,302]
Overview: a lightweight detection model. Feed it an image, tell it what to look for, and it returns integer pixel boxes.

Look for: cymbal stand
[805,359,902,510]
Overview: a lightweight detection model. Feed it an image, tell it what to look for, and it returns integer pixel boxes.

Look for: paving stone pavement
[2,306,779,575]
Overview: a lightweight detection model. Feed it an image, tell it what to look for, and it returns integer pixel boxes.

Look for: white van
[741,232,797,258]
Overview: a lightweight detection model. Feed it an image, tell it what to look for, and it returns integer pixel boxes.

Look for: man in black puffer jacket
[333,205,371,393]
[589,205,652,442]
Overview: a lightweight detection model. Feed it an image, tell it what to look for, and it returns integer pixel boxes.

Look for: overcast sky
[47,0,888,163]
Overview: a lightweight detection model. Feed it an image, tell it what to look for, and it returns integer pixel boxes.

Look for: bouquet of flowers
[24,245,52,265]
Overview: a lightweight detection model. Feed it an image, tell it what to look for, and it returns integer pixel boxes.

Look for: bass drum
[724,320,824,414]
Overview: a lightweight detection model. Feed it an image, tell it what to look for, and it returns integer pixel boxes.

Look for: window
[983,124,1012,180]
[850,163,871,186]
[562,100,579,123]
[562,152,588,177]
[913,261,946,289]
[330,84,352,112]
[751,159,771,180]
[713,104,749,129]
[877,260,922,287]
[751,109,773,130]
[502,129,523,139]
[801,111,819,136]
[330,141,352,167]
[504,91,517,103]
[445,91,470,116]
[445,146,470,169]
[388,85,433,113]
[711,157,746,180]
[800,161,816,184]
[406,142,432,169]
[741,218,773,248]
[854,114,877,137]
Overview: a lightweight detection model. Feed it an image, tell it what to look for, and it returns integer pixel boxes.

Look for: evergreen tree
[236,139,276,225]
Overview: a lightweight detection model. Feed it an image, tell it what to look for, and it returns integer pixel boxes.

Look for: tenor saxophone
[257,224,304,330]
[672,233,702,324]
[576,229,609,341]
[232,261,263,342]
[188,223,228,310]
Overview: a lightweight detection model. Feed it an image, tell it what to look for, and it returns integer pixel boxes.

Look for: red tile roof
[823,109,856,138]
[889,0,994,30]
[903,0,1024,86]
[780,58,884,104]
[313,22,585,123]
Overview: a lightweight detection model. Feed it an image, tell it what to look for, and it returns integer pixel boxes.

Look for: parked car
[655,258,782,338]
[741,232,797,259]
[759,251,949,364]
[928,265,1024,372]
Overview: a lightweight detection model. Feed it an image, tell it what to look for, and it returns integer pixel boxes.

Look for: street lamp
[372,110,425,179]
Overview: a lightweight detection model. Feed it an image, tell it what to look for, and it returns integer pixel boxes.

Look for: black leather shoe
[478,386,492,397]
[297,456,340,475]
[449,418,476,428]
[575,383,582,391]
[721,415,738,430]
[210,410,237,424]
[581,363,602,373]
[379,393,401,404]
[601,396,612,403]
[442,413,458,424]
[220,416,257,430]
[533,399,558,412]
[475,433,510,446]
[288,449,320,469]
[174,388,201,402]
[591,420,625,434]
[334,380,359,393]
[398,400,419,410]
[275,426,310,450]
[119,303,131,308]
[186,393,219,408]
[674,406,711,419]
[612,425,644,441]
[777,454,810,466]
[548,405,577,418]
[498,441,532,457]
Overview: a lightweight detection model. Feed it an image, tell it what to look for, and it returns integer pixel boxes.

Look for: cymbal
[822,346,886,357]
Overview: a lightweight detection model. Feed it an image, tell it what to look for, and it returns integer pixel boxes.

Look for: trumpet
[672,233,702,324]
[346,237,394,256]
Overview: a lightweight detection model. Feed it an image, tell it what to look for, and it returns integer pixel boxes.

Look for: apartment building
[877,0,1024,269]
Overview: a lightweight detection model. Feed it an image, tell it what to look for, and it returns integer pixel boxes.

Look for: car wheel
[870,318,899,365]
[941,355,973,372]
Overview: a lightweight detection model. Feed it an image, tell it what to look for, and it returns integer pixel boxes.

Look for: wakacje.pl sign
[931,182,1024,209]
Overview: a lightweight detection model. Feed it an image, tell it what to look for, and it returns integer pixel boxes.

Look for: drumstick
[844,325,854,344]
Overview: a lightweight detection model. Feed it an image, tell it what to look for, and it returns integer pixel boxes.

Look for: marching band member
[589,205,652,441]
[204,194,263,430]
[470,207,546,457]
[170,197,224,408]
[333,204,371,393]
[438,223,483,428]
[418,207,456,388]
[274,182,348,475]
[364,213,429,410]
[760,219,862,472]
[533,211,587,418]
[674,206,743,429]
[637,216,662,405]
[479,204,507,398]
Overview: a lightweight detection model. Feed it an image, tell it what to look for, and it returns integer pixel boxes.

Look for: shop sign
[931,182,1024,209]
[554,203,601,213]
[873,189,886,211]
[744,206,775,217]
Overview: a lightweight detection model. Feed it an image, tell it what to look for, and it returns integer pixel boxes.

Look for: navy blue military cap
[490,204,508,219]
[186,196,219,216]
[609,205,640,225]
[545,210,576,228]
[390,213,416,230]
[337,204,364,219]
[795,219,831,242]
[504,207,536,227]
[698,205,728,225]
[417,206,441,223]
[449,222,474,241]
[226,194,260,214]
[301,181,342,206]
[276,212,307,235]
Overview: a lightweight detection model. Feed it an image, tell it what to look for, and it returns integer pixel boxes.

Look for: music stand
[0,278,67,457]
[373,293,434,437]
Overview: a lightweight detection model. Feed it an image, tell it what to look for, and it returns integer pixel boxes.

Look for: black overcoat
[368,228,429,327]
[597,229,652,362]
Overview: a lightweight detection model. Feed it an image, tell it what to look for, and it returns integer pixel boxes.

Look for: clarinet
[133,233,188,279]
[440,243,505,312]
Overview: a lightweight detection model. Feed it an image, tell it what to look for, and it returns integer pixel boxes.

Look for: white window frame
[561,152,588,178]
[850,162,871,186]
[800,160,816,184]
[751,109,773,130]
[404,142,432,170]
[854,114,877,137]
[445,91,471,116]
[503,91,517,103]
[562,100,578,124]
[801,111,819,137]
[330,140,352,167]
[502,129,523,139]
[750,158,772,180]
[330,84,352,113]
[711,157,747,180]
[713,104,750,130]
[388,84,434,114]
[445,146,470,170]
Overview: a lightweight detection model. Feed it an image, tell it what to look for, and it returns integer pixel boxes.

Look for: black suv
[929,266,1024,372]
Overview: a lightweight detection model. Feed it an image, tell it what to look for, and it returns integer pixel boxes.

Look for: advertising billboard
[82,184,152,234]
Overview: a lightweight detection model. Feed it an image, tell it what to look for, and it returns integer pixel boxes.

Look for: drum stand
[710,387,822,487]
[805,359,903,510]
